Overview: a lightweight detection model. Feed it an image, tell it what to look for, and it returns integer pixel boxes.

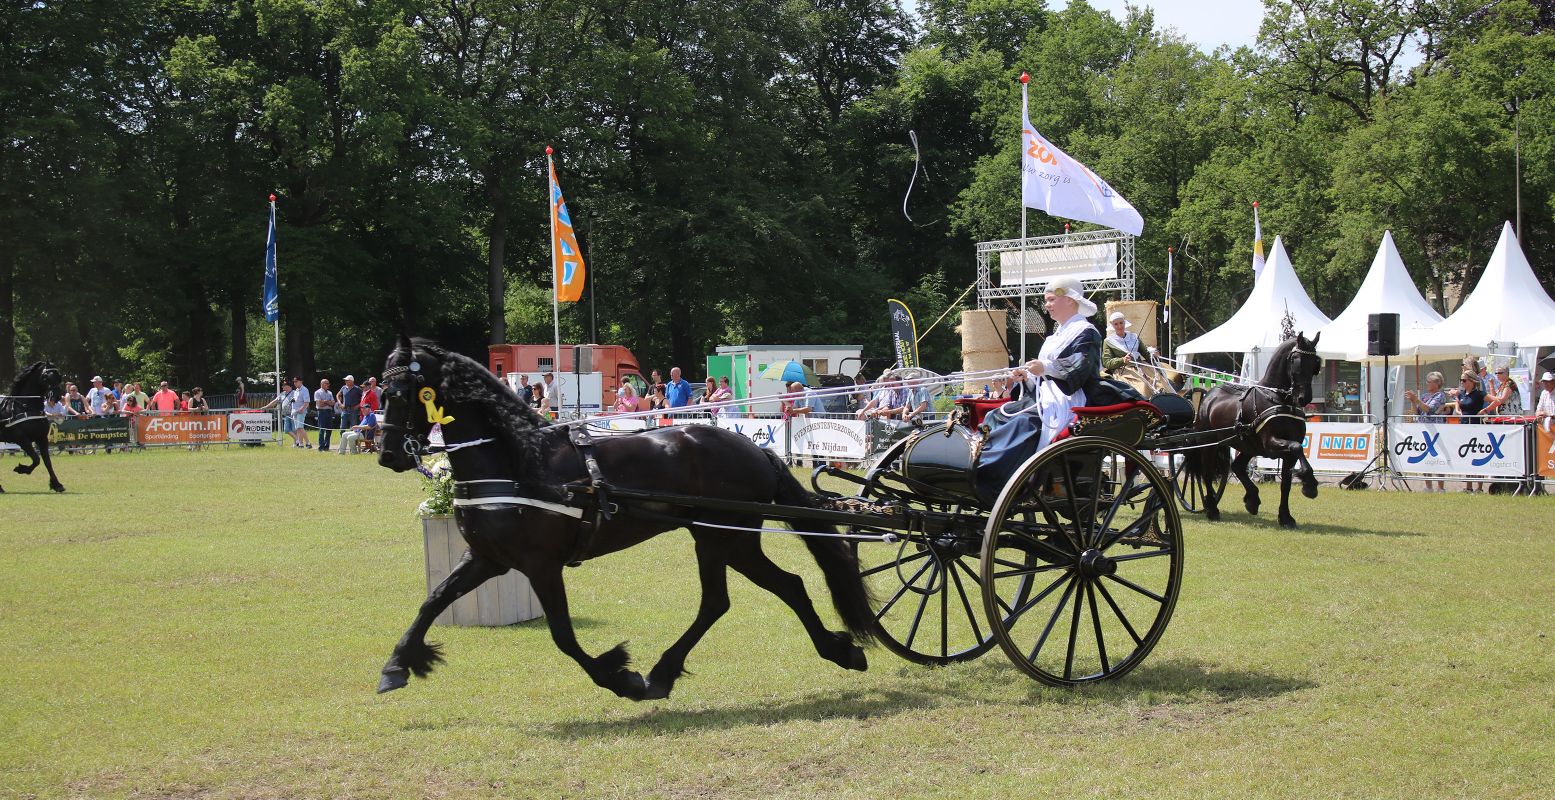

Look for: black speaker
[1367,312,1399,357]
[573,345,593,373]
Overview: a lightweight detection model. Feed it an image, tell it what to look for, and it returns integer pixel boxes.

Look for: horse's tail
[1184,442,1230,488]
[764,450,876,643]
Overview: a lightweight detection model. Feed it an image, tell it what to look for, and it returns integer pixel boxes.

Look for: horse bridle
[378,362,431,458]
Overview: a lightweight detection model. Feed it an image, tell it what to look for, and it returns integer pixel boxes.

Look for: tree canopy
[4,0,1551,387]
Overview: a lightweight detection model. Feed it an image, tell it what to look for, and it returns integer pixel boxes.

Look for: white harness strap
[453,479,585,518]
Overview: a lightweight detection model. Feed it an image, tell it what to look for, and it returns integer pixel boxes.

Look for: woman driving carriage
[976,277,1139,501]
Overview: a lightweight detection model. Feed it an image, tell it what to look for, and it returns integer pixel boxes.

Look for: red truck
[486,344,647,410]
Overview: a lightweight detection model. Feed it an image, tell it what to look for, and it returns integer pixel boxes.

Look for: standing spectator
[1404,371,1450,493]
[287,377,311,448]
[338,375,362,450]
[100,391,119,417]
[313,378,336,451]
[1534,371,1555,431]
[235,378,247,408]
[63,384,90,417]
[1451,371,1487,492]
[782,381,814,418]
[539,372,557,416]
[613,382,640,414]
[44,395,69,422]
[361,376,381,415]
[110,379,125,401]
[664,367,693,409]
[517,374,534,405]
[126,382,149,410]
[121,394,141,417]
[188,387,208,412]
[86,376,112,415]
[1483,366,1521,415]
[150,381,178,412]
[699,376,719,416]
[646,384,668,416]
[178,391,192,411]
[648,369,665,397]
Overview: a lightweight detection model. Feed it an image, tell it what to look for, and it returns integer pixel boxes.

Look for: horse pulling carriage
[372,334,1320,698]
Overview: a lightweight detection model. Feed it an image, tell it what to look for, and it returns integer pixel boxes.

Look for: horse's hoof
[12,464,26,474]
[51,484,65,493]
[845,646,868,672]
[1279,518,1298,529]
[377,668,409,694]
[1302,485,1318,499]
[642,679,672,700]
[1204,509,1219,521]
[616,671,648,701]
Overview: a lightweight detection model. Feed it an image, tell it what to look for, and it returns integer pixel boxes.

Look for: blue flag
[263,201,279,323]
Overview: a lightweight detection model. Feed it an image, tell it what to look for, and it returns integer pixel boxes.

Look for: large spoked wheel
[980,436,1183,686]
[848,425,1004,665]
[1167,450,1226,513]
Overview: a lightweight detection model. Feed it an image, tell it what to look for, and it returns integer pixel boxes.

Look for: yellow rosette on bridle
[418,387,455,425]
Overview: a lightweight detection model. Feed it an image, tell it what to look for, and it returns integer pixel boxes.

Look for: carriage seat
[1052,400,1165,448]
[954,397,1007,429]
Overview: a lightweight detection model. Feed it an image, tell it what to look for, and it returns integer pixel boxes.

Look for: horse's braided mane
[412,340,552,472]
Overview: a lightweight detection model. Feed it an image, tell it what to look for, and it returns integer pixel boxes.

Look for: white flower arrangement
[416,457,455,517]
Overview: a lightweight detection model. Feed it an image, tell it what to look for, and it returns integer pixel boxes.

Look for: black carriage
[602,398,1191,687]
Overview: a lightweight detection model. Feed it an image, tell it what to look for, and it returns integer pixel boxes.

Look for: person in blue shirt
[664,367,693,409]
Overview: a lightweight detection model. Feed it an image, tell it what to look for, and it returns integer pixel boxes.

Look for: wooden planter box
[422,515,543,626]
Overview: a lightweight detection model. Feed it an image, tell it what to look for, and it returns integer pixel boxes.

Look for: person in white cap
[86,376,112,416]
[337,374,362,451]
[978,276,1129,501]
[1535,371,1555,432]
[1103,311,1142,369]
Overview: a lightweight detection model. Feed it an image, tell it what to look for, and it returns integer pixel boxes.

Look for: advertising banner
[791,417,868,460]
[888,299,919,370]
[136,413,229,446]
[717,417,788,456]
[51,417,132,449]
[1537,423,1555,479]
[1302,422,1374,473]
[1388,422,1527,478]
[228,411,275,442]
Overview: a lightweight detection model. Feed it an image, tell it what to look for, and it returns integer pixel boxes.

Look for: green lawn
[2,445,1552,799]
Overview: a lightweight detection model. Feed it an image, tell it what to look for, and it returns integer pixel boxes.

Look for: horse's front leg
[1297,452,1319,499]
[1270,439,1306,528]
[643,533,733,700]
[377,550,506,693]
[526,562,648,701]
[33,437,65,492]
[1232,449,1259,515]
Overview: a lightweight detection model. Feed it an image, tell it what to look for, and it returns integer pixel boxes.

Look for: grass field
[2,445,1553,799]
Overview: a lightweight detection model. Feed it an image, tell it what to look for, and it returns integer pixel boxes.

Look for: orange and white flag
[548,157,586,303]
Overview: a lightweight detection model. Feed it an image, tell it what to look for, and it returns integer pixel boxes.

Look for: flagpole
[546,147,560,419]
[1166,246,1174,356]
[1018,72,1030,363]
[268,194,282,425]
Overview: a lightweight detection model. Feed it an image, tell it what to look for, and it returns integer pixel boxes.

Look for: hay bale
[960,309,1008,395]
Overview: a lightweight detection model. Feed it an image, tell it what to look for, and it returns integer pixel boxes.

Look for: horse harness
[445,426,613,568]
[1229,385,1308,436]
[0,394,47,429]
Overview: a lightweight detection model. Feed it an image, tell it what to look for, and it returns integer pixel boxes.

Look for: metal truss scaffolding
[976,228,1136,332]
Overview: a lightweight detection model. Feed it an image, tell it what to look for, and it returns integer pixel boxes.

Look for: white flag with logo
[1020,95,1142,235]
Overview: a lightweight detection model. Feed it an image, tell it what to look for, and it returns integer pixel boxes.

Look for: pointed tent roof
[1178,236,1333,356]
[1519,319,1555,348]
[1316,230,1443,361]
[1402,222,1555,357]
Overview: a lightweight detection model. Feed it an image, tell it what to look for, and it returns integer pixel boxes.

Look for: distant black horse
[1185,333,1322,528]
[373,336,873,700]
[1,361,66,493]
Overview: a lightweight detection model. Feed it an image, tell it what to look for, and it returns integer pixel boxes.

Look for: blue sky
[1072,0,1266,51]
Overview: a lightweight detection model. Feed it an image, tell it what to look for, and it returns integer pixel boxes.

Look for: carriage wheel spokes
[850,428,1002,665]
[981,437,1184,686]
[1168,450,1226,513]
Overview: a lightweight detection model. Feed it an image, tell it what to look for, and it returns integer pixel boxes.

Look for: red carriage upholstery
[955,397,1008,429]
[1052,400,1165,448]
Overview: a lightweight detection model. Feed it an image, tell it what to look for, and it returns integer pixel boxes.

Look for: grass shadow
[533,657,1313,739]
[1221,516,1423,538]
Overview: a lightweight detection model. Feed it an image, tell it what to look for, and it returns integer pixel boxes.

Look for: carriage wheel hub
[1079,548,1115,578]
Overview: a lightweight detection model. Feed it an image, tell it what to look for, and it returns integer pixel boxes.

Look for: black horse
[373,336,874,700]
[1185,333,1322,528]
[1,361,66,493]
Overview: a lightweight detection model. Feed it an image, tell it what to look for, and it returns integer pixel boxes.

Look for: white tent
[1400,222,1555,358]
[1177,236,1332,380]
[1316,230,1443,362]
